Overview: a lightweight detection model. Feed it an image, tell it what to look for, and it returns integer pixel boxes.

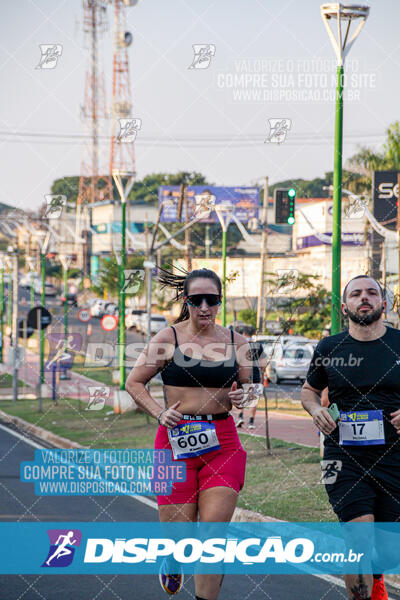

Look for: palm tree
[345,121,400,194]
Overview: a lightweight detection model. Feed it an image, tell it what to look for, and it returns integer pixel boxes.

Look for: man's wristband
[157,408,167,425]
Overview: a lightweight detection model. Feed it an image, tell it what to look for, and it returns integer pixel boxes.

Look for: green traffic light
[287,216,295,225]
[288,188,296,198]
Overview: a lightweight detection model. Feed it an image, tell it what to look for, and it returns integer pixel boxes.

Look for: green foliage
[345,120,400,194]
[50,176,80,204]
[238,308,257,328]
[50,171,211,208]
[264,272,331,338]
[128,171,211,205]
[270,122,400,199]
[92,254,146,297]
[45,260,62,279]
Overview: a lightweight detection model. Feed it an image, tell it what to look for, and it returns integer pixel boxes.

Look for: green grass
[237,433,335,521]
[0,373,27,388]
[0,398,334,522]
[72,366,114,386]
[0,397,157,448]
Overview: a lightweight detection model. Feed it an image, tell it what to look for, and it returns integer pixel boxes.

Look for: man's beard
[346,304,384,326]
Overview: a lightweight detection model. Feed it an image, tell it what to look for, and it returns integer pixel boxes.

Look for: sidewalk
[235,409,319,448]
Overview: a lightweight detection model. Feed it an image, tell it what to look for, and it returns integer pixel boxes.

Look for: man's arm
[301,381,337,435]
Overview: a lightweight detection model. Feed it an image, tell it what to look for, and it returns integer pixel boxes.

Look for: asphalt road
[1,424,399,600]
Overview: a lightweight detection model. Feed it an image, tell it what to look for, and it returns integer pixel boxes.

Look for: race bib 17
[339,410,385,446]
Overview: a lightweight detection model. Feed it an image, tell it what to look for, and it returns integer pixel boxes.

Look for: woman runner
[126,267,253,600]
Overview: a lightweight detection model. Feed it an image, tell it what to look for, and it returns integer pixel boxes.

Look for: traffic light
[287,188,296,225]
[274,188,296,225]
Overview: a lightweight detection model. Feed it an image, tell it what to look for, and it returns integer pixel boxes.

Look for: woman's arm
[125,327,175,421]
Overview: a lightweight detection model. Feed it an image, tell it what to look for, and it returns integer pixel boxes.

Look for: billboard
[371,170,399,278]
[372,170,399,229]
[158,186,260,224]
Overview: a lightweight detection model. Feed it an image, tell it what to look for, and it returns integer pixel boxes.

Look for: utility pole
[382,239,386,320]
[256,177,269,333]
[0,256,4,363]
[112,171,135,392]
[11,248,19,401]
[205,223,211,259]
[184,192,192,272]
[144,219,155,344]
[397,172,400,321]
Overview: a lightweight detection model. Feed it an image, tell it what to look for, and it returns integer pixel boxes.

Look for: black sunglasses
[186,294,222,307]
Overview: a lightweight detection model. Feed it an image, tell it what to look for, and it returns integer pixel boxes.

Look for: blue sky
[0,0,398,211]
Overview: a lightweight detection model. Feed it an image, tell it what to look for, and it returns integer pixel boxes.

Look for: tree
[92,253,146,298]
[264,272,331,338]
[345,121,400,194]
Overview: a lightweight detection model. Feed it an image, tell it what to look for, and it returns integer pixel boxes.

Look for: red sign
[78,309,91,323]
[101,314,118,332]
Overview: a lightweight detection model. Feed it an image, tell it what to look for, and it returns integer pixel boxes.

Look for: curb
[0,410,83,449]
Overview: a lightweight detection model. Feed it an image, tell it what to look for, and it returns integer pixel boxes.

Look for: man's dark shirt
[249,341,266,384]
[306,327,400,453]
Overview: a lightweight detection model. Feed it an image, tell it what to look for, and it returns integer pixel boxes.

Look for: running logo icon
[344,195,368,219]
[265,119,291,144]
[194,192,216,217]
[117,118,142,143]
[320,460,342,484]
[44,194,66,219]
[42,529,81,567]
[123,269,145,294]
[36,44,63,70]
[274,269,298,295]
[87,386,110,411]
[188,44,216,69]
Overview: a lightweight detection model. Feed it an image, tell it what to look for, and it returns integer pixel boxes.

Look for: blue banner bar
[0,522,399,574]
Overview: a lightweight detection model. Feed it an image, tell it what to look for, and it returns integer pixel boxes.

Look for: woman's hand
[228,381,245,408]
[158,401,182,429]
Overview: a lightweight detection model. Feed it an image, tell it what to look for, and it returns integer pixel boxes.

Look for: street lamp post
[0,256,4,363]
[215,203,234,326]
[34,230,51,394]
[26,256,36,309]
[8,245,19,402]
[6,256,12,333]
[112,170,135,391]
[321,2,369,334]
[59,255,73,351]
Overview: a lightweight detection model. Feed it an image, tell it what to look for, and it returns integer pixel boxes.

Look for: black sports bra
[160,326,240,388]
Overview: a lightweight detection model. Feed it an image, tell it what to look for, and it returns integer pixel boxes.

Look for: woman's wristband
[157,408,168,426]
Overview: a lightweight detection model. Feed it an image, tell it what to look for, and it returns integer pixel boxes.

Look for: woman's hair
[157,264,222,323]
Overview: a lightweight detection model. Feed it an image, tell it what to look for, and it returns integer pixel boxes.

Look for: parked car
[228,321,255,336]
[60,292,78,307]
[266,343,313,384]
[125,309,146,330]
[280,335,311,346]
[105,302,118,316]
[140,314,168,335]
[34,280,57,296]
[20,273,39,289]
[90,299,108,318]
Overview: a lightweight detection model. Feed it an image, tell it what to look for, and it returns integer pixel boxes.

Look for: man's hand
[311,406,338,435]
[390,409,400,434]
[228,381,245,408]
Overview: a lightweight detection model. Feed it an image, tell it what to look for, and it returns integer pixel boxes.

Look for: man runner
[301,275,400,600]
